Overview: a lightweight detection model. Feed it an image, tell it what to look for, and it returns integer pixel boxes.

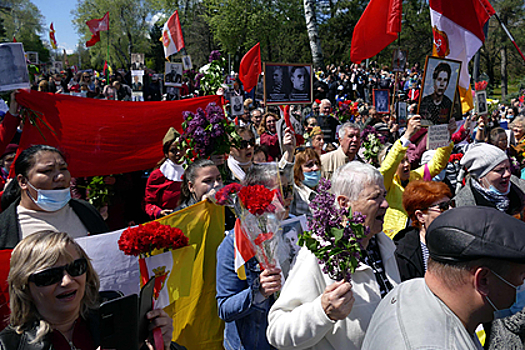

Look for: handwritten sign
[427,124,450,149]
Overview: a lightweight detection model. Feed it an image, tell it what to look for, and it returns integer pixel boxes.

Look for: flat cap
[426,206,525,264]
[460,143,508,179]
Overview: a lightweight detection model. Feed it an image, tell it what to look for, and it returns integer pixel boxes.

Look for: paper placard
[427,124,450,149]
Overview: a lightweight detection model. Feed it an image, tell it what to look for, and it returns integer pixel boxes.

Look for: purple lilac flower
[209,50,221,62]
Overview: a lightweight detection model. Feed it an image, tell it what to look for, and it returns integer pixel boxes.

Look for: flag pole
[493,13,525,63]
[106,13,110,81]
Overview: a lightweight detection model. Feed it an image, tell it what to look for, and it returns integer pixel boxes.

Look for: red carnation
[238,185,274,216]
[215,183,242,205]
[118,222,188,256]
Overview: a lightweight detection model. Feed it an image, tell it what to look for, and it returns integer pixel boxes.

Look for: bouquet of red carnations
[215,183,285,269]
[118,221,188,257]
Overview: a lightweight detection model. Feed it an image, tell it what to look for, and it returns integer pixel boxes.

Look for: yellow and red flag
[49,23,57,49]
[160,10,185,59]
[429,0,495,113]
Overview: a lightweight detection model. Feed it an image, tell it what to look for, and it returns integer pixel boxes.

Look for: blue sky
[33,0,80,54]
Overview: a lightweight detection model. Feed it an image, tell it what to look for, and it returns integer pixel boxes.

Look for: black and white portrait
[0,43,30,92]
[418,56,461,125]
[264,63,312,105]
[26,51,39,65]
[231,95,244,116]
[397,101,407,127]
[392,49,408,72]
[131,74,143,92]
[53,61,63,73]
[476,90,488,116]
[373,89,390,114]
[131,53,145,71]
[164,62,183,87]
[182,55,193,70]
[278,215,307,280]
[165,86,180,100]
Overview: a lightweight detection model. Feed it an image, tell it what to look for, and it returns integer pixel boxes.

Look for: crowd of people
[2,55,525,350]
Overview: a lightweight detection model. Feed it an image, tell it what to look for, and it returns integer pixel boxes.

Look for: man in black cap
[362,206,525,350]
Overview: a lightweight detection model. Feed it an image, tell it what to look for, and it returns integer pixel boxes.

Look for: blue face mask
[27,181,71,212]
[303,170,321,188]
[486,270,525,319]
[488,184,511,196]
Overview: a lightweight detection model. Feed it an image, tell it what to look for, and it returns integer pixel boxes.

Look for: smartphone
[138,277,156,343]
[100,294,139,350]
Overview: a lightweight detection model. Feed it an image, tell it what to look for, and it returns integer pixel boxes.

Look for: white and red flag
[161,10,185,59]
[85,12,109,47]
[429,0,495,112]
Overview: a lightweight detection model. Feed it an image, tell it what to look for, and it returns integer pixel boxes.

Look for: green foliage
[85,176,114,210]
[199,55,225,95]
[146,23,165,73]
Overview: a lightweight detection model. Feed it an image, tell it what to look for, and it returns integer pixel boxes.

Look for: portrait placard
[264,63,312,105]
[397,101,407,127]
[53,61,63,73]
[26,51,39,64]
[0,43,30,92]
[475,90,488,116]
[392,49,408,72]
[182,55,193,70]
[230,95,244,116]
[130,53,145,71]
[373,89,390,114]
[418,56,461,126]
[131,75,143,92]
[164,62,183,87]
[277,215,307,280]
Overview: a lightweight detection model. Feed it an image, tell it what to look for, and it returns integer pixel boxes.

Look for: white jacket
[267,232,400,350]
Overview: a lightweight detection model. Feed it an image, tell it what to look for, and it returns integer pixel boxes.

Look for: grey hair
[320,99,331,107]
[331,161,384,201]
[243,163,280,187]
[510,115,525,129]
[338,122,361,140]
[250,108,264,117]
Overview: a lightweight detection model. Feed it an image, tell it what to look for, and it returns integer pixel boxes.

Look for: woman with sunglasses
[394,180,452,282]
[258,113,281,161]
[2,231,175,350]
[0,145,108,249]
[225,126,257,183]
[290,148,322,216]
[455,143,525,217]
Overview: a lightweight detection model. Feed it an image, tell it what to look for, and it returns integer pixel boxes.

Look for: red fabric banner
[15,90,221,177]
[239,43,261,93]
[350,0,402,64]
[0,249,12,330]
[166,10,185,52]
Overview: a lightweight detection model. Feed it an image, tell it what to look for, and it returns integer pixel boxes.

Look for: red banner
[0,250,12,330]
[15,90,221,177]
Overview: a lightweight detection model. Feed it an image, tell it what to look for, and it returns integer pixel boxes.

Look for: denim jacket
[216,231,275,350]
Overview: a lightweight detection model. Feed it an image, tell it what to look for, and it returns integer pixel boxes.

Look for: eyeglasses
[426,200,453,213]
[239,138,255,149]
[28,258,88,287]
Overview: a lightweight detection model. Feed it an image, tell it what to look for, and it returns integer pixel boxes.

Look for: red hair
[402,180,452,228]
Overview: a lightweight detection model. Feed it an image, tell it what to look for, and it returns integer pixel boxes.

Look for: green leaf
[331,227,344,243]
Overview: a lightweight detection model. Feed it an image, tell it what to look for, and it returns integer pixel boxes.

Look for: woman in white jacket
[266,161,401,350]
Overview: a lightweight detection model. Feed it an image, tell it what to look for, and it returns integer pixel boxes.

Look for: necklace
[55,320,79,350]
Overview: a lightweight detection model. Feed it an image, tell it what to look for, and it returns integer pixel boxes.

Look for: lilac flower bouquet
[298,178,368,281]
[181,102,237,164]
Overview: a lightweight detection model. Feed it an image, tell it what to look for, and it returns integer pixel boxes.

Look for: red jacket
[144,168,182,219]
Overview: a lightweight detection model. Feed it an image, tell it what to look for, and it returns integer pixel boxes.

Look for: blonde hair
[257,113,280,135]
[8,231,100,342]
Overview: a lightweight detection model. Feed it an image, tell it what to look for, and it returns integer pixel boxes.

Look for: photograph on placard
[277,215,307,280]
[264,63,312,105]
[397,101,407,127]
[132,75,143,91]
[373,89,390,114]
[26,51,39,65]
[476,90,488,116]
[166,86,180,100]
[418,56,461,126]
[132,92,144,101]
[182,55,193,70]
[131,53,145,70]
[0,43,30,92]
[164,62,183,87]
[392,49,408,72]
[231,95,244,116]
[53,61,63,73]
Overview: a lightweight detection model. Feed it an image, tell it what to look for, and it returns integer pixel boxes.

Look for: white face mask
[27,181,71,212]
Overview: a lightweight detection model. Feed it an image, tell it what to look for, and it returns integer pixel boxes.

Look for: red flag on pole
[238,43,261,93]
[50,23,58,49]
[12,36,16,42]
[350,0,402,64]
[85,12,109,47]
[161,10,185,58]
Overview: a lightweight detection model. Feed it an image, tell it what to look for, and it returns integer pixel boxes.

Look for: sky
[32,0,80,54]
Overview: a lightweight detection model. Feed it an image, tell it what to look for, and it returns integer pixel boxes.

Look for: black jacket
[394,226,425,282]
[0,198,109,249]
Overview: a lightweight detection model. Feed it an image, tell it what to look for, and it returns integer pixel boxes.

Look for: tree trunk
[304,0,324,69]
[501,44,507,100]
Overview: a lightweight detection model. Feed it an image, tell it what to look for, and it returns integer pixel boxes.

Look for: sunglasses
[29,258,88,287]
[239,138,256,149]
[426,200,453,213]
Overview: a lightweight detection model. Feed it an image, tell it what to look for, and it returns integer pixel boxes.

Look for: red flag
[50,23,57,49]
[103,60,108,75]
[12,36,16,43]
[238,43,261,93]
[350,0,402,64]
[85,12,109,47]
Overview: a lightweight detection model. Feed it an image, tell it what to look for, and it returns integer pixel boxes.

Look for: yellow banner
[157,201,225,350]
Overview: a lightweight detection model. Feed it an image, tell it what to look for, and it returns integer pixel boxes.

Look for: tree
[304,0,324,69]
[73,0,153,70]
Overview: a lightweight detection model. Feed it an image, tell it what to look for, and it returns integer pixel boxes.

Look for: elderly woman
[290,148,321,216]
[394,180,452,282]
[216,164,294,350]
[0,145,107,249]
[510,116,525,173]
[1,231,175,349]
[455,143,525,216]
[258,113,282,161]
[379,115,454,238]
[144,127,185,219]
[267,161,400,350]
